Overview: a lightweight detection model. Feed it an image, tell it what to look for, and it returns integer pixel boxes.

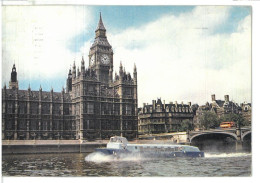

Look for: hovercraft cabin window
[110,137,117,142]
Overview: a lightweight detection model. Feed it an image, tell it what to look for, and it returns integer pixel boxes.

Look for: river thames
[2,151,251,177]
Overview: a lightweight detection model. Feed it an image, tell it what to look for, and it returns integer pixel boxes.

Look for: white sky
[109,6,251,106]
[1,5,252,107]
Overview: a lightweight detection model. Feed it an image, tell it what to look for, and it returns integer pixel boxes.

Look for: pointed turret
[50,87,53,95]
[77,67,80,77]
[96,12,106,31]
[11,64,17,82]
[95,12,107,38]
[9,64,19,89]
[69,67,72,75]
[27,84,31,98]
[119,61,123,76]
[72,61,76,79]
[133,63,137,84]
[81,56,85,66]
[81,56,85,76]
[119,61,124,82]
[66,68,72,92]
[39,85,42,101]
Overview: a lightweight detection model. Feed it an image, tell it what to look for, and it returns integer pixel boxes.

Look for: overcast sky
[2,5,251,106]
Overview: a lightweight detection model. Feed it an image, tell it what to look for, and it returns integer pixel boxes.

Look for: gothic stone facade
[193,94,251,128]
[2,14,138,140]
[210,94,241,116]
[138,98,194,135]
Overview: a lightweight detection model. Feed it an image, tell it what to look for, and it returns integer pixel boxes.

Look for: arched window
[166,106,169,112]
[87,103,94,114]
[157,105,162,112]
[126,104,132,115]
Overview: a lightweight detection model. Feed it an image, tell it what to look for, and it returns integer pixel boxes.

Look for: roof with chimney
[139,98,192,114]
[3,89,72,102]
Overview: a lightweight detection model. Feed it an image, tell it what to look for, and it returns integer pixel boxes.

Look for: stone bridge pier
[235,128,243,151]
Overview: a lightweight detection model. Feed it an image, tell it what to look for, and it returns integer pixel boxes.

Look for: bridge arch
[190,131,238,143]
[189,131,238,151]
[242,131,251,141]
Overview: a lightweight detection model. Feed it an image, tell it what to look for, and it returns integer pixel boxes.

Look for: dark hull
[95,148,204,158]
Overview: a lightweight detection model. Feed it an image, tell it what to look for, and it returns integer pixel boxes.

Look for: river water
[2,152,251,177]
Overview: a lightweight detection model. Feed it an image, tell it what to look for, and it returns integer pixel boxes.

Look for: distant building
[2,14,138,140]
[194,94,251,127]
[193,102,211,129]
[211,94,241,116]
[138,98,194,134]
[240,102,252,125]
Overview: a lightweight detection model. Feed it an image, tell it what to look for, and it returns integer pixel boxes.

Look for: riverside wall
[2,139,177,154]
[2,140,107,154]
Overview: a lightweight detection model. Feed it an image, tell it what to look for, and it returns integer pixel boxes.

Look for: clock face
[90,55,95,65]
[101,54,110,64]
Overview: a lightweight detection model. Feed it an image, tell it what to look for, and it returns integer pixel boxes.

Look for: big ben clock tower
[89,13,113,85]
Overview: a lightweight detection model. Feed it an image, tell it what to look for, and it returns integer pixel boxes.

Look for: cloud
[2,6,93,85]
[2,6,251,106]
[105,6,251,105]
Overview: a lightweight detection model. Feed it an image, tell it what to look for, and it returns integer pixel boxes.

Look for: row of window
[5,120,76,131]
[5,102,135,116]
[142,106,192,114]
[74,103,133,115]
[82,120,136,130]
[75,85,98,97]
[5,120,136,131]
[5,102,71,115]
[140,118,188,123]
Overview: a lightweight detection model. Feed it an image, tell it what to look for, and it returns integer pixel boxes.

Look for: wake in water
[85,152,252,163]
[85,152,144,163]
[205,152,251,158]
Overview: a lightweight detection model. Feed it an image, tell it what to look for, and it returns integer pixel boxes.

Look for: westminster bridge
[188,127,251,151]
[138,127,251,151]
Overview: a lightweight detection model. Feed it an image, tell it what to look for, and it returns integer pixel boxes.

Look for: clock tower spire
[89,13,113,85]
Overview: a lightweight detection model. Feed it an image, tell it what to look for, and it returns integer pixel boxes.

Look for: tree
[219,113,249,127]
[199,111,219,130]
[179,119,193,132]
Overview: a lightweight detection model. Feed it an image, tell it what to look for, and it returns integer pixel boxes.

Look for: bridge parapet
[190,129,236,135]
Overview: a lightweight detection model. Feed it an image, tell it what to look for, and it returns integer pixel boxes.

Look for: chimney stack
[211,94,216,102]
[224,95,229,102]
[152,100,156,109]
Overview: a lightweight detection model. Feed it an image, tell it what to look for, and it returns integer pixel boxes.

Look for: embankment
[2,140,107,154]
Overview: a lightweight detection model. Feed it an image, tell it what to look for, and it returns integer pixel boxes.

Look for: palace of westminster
[2,14,251,140]
[2,14,138,140]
